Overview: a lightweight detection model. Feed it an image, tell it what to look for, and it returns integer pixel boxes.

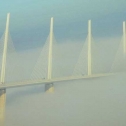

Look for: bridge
[0,13,126,126]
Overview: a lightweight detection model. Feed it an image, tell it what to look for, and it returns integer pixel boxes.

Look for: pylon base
[45,83,54,93]
[0,89,6,126]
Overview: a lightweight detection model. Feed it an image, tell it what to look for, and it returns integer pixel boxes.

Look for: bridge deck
[0,73,114,90]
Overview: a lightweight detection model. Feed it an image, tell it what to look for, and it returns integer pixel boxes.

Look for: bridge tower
[123,21,126,55]
[0,13,10,126]
[88,20,92,76]
[45,17,54,92]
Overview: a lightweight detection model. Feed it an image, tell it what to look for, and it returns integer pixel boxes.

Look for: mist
[3,37,126,126]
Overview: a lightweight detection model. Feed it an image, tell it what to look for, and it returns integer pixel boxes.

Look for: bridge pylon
[123,21,126,56]
[45,17,54,92]
[88,20,92,76]
[0,13,10,126]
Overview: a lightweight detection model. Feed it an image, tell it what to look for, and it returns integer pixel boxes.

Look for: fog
[6,73,126,126]
[3,37,126,126]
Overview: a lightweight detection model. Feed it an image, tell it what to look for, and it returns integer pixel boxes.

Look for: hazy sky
[0,0,126,50]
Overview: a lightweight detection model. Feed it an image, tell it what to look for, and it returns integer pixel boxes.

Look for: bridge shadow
[6,85,45,105]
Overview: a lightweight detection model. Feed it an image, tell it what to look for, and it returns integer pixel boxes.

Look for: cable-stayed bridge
[0,13,126,125]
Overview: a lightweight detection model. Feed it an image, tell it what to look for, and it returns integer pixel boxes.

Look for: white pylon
[1,13,10,83]
[47,17,53,80]
[123,21,126,55]
[0,13,10,126]
[88,20,92,76]
[46,17,54,92]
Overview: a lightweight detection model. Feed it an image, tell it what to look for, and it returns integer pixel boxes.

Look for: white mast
[45,17,54,92]
[123,21,126,55]
[88,20,92,76]
[47,17,53,79]
[0,13,10,126]
[1,13,10,83]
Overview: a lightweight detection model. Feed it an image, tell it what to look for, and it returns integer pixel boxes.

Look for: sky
[0,0,126,126]
[0,0,126,50]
